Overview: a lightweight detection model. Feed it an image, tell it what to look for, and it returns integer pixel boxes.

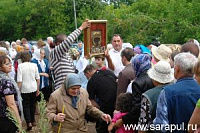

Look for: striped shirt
[50,29,81,90]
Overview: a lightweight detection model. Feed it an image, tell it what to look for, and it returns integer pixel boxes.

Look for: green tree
[0,0,24,40]
[100,0,200,45]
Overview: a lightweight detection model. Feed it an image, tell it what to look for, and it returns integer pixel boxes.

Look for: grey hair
[47,37,53,42]
[174,52,197,75]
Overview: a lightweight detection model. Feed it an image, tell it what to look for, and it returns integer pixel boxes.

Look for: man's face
[84,72,92,79]
[121,56,126,66]
[24,44,29,52]
[112,36,122,52]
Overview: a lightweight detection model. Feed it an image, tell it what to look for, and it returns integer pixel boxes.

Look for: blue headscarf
[131,54,151,78]
[133,45,152,56]
[64,73,81,108]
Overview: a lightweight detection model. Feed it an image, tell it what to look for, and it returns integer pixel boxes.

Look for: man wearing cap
[153,53,200,133]
[138,61,174,132]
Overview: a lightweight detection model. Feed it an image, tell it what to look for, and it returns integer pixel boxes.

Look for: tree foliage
[0,0,104,41]
[101,0,200,45]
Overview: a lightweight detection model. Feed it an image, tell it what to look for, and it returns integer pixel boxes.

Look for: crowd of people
[0,19,200,133]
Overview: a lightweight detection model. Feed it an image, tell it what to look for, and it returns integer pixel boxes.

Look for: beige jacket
[46,86,103,133]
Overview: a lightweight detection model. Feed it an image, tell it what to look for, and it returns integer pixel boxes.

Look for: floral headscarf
[132,54,151,78]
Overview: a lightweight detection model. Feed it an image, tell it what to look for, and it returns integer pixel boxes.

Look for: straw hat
[147,61,174,84]
[152,44,172,62]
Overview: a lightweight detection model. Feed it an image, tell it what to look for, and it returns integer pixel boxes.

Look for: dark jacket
[122,72,155,124]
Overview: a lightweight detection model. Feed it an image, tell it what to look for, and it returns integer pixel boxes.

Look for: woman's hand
[40,73,49,77]
[101,113,111,124]
[54,113,65,122]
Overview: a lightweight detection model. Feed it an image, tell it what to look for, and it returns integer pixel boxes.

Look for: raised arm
[50,20,90,61]
[105,50,115,71]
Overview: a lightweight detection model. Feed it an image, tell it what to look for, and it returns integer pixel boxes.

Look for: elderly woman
[46,73,111,133]
[0,54,22,133]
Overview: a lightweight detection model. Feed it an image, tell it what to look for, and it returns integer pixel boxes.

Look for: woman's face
[12,43,16,49]
[68,85,81,96]
[40,50,45,59]
[0,58,12,73]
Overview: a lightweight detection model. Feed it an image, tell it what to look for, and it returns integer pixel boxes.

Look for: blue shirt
[154,77,200,133]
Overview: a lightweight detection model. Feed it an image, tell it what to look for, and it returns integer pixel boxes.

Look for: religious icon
[84,20,107,57]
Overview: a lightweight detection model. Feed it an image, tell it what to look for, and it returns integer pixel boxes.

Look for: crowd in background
[1,20,200,133]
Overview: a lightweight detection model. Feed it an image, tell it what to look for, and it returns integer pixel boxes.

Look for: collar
[176,77,194,83]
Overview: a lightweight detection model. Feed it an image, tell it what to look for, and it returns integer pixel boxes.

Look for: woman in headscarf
[0,54,23,133]
[31,48,50,101]
[46,73,111,133]
[9,41,17,61]
[115,54,155,130]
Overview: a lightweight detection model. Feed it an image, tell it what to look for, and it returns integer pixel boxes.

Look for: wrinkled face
[112,36,123,52]
[40,50,45,59]
[68,85,81,96]
[95,58,103,67]
[0,58,12,73]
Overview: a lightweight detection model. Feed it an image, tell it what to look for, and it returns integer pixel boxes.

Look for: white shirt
[17,62,40,93]
[107,48,125,77]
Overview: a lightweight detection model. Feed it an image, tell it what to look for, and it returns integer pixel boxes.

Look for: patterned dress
[0,79,18,117]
